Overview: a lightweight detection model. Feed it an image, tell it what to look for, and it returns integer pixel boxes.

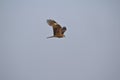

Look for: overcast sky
[0,0,120,80]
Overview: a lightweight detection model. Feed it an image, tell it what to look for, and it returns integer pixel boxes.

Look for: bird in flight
[46,19,67,38]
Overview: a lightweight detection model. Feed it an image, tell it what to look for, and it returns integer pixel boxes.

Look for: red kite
[47,19,67,38]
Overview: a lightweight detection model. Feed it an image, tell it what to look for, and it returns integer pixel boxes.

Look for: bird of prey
[46,19,67,38]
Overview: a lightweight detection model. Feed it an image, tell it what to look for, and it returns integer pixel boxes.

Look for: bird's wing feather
[53,24,62,36]
[47,19,62,36]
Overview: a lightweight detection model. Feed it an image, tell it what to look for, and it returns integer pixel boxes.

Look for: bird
[46,19,67,38]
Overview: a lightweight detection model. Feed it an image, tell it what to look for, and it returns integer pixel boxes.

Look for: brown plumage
[47,19,67,38]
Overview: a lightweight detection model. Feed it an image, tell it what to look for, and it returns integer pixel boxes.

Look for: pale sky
[0,0,120,80]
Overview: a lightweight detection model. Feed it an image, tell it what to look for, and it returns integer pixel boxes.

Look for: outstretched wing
[47,19,62,36]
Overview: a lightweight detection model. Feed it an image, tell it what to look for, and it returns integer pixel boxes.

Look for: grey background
[0,0,120,80]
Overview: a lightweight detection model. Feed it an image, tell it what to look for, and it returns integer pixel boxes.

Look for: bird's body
[47,19,67,38]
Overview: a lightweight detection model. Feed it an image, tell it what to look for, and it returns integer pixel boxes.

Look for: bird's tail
[47,36,54,39]
[62,27,67,34]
